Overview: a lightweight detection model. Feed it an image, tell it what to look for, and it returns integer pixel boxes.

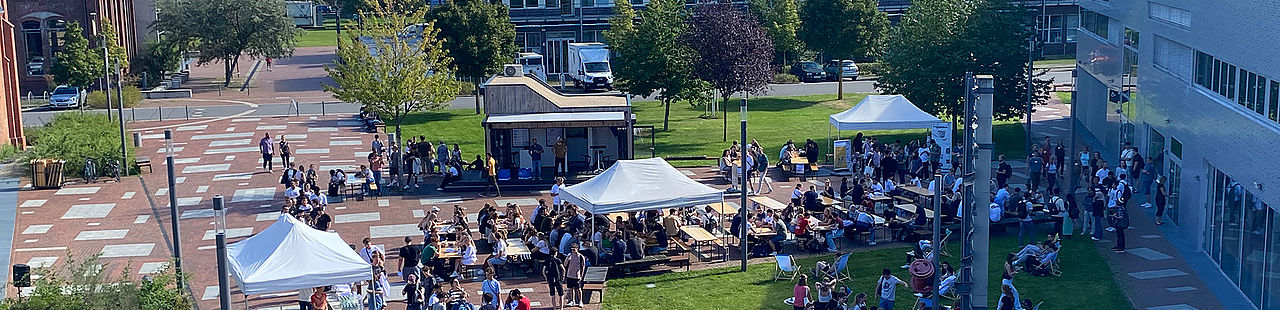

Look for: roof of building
[485,75,628,108]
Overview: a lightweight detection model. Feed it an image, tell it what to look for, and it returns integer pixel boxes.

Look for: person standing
[1027,151,1044,193]
[481,268,503,309]
[259,133,275,172]
[509,290,532,310]
[995,154,1011,189]
[297,287,315,310]
[404,275,424,310]
[543,248,565,310]
[482,153,502,197]
[310,286,329,310]
[876,268,906,310]
[551,177,565,212]
[1110,203,1130,252]
[527,138,544,180]
[279,135,292,168]
[564,244,587,307]
[398,236,424,281]
[792,274,810,310]
[1089,190,1105,241]
[1154,176,1168,225]
[437,141,450,174]
[553,138,568,177]
[371,134,385,155]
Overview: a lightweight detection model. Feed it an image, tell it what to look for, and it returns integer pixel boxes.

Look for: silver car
[48,85,85,109]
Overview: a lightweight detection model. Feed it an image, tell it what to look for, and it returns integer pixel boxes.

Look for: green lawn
[604,234,1130,310]
[298,28,339,47]
[632,94,1028,166]
[393,94,1029,167]
[1055,92,1072,105]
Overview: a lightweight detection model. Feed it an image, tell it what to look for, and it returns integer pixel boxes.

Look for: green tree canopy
[50,21,101,89]
[428,0,517,113]
[606,0,708,131]
[154,0,299,86]
[324,0,462,150]
[99,19,129,70]
[798,0,888,62]
[0,255,189,310]
[687,2,775,141]
[875,0,1050,121]
[749,0,803,67]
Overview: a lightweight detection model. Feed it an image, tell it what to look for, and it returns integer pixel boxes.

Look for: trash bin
[30,159,65,189]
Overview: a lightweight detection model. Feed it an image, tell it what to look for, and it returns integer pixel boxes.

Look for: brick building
[7,0,142,94]
[0,0,26,146]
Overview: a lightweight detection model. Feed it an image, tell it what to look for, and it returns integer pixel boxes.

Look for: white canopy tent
[828,95,945,130]
[559,157,724,214]
[227,214,372,295]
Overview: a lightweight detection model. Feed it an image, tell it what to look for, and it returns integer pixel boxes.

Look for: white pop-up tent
[227,214,372,295]
[559,157,723,214]
[828,95,944,130]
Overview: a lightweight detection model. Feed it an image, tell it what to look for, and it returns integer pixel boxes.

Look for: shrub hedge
[85,86,143,109]
[24,113,135,178]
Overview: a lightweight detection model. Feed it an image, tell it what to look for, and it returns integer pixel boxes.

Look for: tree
[798,0,888,62]
[154,0,299,87]
[428,0,518,114]
[748,0,803,68]
[687,2,774,141]
[324,0,462,157]
[99,19,129,70]
[875,0,1050,121]
[0,255,190,309]
[135,37,184,88]
[606,0,707,131]
[50,22,101,89]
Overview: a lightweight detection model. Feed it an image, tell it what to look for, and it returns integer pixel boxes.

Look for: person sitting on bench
[435,164,460,191]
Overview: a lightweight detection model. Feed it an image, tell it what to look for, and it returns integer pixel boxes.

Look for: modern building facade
[1071,0,1278,309]
[7,0,143,93]
[506,0,1080,77]
[0,0,27,147]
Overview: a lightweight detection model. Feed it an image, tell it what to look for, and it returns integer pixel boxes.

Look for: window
[1227,64,1236,100]
[1152,36,1191,78]
[1124,27,1139,48]
[510,0,522,9]
[1065,14,1079,42]
[526,0,539,8]
[1206,167,1275,310]
[1149,1,1191,27]
[1039,15,1064,44]
[1170,137,1182,159]
[1195,51,1211,86]
[560,0,573,15]
[1238,69,1250,108]
[47,19,67,52]
[546,0,558,8]
[1254,75,1267,115]
[1081,9,1110,40]
[580,0,594,7]
[1270,81,1279,121]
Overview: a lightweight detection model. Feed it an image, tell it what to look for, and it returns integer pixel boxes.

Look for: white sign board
[931,123,952,173]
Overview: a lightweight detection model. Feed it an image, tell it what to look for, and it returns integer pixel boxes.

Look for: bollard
[185,106,190,120]
[158,106,162,122]
[133,132,141,147]
[131,108,136,122]
[321,101,326,115]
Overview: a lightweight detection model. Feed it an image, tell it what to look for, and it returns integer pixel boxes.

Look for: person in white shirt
[551,177,565,212]
[876,268,908,310]
[357,237,382,264]
[952,177,963,194]
[791,183,805,206]
[870,180,885,194]
[1095,162,1111,184]
[884,178,897,194]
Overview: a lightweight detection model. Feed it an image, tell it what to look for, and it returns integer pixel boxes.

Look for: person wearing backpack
[1109,205,1130,253]
[1065,190,1079,239]
[1049,188,1071,238]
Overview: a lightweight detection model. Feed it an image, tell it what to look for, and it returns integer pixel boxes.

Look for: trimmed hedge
[857,62,886,76]
[85,86,143,109]
[772,73,800,84]
[24,113,135,178]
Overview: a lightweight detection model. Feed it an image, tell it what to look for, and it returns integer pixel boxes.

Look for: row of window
[1194,51,1280,123]
[1036,14,1079,44]
[1148,1,1190,27]
[1080,8,1109,40]
[1205,166,1279,309]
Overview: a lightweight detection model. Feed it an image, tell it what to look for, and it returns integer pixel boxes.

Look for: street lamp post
[91,13,112,121]
[739,98,748,272]
[165,129,183,283]
[213,195,231,310]
[115,60,126,182]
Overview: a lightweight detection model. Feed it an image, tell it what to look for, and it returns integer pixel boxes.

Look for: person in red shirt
[794,212,810,236]
[509,289,532,310]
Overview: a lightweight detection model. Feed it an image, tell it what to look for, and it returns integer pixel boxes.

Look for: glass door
[1167,158,1182,225]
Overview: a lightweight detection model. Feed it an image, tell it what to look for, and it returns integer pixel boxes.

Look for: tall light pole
[213,195,231,310]
[165,129,183,284]
[115,59,126,182]
[970,75,995,309]
[929,121,950,310]
[91,13,112,121]
[739,98,748,272]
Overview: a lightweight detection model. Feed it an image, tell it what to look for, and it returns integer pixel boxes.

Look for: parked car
[789,61,826,82]
[48,85,85,109]
[824,60,859,81]
[26,57,44,76]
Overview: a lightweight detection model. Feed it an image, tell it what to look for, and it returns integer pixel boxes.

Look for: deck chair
[831,253,853,283]
[774,254,801,281]
[938,228,954,257]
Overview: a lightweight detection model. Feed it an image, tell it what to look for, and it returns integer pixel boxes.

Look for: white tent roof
[559,157,723,214]
[828,95,944,130]
[227,214,372,295]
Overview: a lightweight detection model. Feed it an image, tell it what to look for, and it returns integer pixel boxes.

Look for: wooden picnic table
[868,195,894,203]
[504,238,532,257]
[894,203,935,219]
[902,186,934,198]
[680,226,724,260]
[750,227,776,236]
[707,202,739,215]
[750,196,788,211]
[584,266,609,284]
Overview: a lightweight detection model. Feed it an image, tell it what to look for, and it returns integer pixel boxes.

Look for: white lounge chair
[774,254,801,281]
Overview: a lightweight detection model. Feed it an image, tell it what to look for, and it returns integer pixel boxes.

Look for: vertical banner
[931,123,952,173]
[833,140,850,171]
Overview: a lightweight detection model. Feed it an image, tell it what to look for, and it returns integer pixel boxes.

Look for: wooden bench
[609,255,671,275]
[666,255,691,267]
[582,283,606,304]
[135,156,152,173]
[671,238,692,254]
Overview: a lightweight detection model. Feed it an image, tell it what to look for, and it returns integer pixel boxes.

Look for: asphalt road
[22,68,1071,127]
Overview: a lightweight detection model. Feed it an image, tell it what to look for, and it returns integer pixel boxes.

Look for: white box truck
[566,42,613,90]
[285,1,318,27]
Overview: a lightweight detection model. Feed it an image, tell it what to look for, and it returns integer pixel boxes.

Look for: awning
[483,112,632,129]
